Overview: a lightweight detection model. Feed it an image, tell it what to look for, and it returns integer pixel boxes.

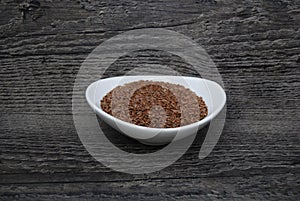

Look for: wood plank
[1,174,299,200]
[0,114,299,178]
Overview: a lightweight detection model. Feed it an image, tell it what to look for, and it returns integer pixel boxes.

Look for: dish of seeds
[101,80,208,128]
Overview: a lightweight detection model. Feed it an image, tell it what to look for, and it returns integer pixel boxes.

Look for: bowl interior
[87,76,225,123]
[85,76,226,144]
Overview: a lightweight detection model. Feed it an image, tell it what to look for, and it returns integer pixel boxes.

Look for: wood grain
[0,0,299,200]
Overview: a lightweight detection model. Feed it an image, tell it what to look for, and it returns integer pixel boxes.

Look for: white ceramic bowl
[85,76,226,145]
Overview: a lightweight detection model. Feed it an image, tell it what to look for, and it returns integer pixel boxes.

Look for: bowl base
[138,140,169,146]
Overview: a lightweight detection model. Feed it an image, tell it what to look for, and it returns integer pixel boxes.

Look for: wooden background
[0,0,299,200]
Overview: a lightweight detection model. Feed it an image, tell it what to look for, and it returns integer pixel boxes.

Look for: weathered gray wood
[1,174,299,201]
[0,0,299,200]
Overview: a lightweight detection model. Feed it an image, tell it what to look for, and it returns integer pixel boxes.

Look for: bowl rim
[85,76,226,133]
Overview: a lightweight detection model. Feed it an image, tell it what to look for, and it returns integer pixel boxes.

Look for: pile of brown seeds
[101,80,208,128]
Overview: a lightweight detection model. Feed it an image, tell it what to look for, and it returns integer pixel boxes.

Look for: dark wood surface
[1,0,299,200]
